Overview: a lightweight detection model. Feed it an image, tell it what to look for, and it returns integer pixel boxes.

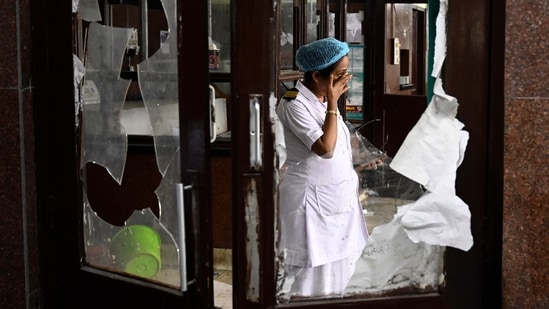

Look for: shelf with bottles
[346,44,365,122]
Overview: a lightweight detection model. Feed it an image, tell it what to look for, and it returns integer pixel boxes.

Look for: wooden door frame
[31,0,80,307]
[443,0,504,307]
[231,0,279,307]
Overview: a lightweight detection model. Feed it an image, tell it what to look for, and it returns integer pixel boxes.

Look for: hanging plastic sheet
[389,0,473,252]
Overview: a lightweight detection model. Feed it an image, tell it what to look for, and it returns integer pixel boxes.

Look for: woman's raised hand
[327,72,353,103]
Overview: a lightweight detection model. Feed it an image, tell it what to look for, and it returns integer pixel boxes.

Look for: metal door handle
[249,95,262,169]
[176,183,193,291]
[209,85,217,143]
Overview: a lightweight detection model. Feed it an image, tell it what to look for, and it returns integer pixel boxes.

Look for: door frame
[231,0,279,307]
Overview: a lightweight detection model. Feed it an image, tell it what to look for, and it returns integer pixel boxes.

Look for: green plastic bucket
[109,225,161,279]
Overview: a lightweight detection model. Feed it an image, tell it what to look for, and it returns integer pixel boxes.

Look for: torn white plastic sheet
[390,0,473,252]
[346,203,444,292]
[390,80,473,251]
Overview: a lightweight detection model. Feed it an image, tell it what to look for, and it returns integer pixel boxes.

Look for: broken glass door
[274,1,473,303]
[76,0,193,290]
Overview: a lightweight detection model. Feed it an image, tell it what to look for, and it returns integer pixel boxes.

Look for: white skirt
[283,250,362,298]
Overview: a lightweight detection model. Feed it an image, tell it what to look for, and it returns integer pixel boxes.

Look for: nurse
[277,38,369,298]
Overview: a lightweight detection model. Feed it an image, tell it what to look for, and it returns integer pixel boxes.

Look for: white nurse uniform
[277,81,368,297]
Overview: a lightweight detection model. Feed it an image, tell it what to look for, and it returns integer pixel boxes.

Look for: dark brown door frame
[32,0,81,307]
[231,0,278,307]
[443,0,504,307]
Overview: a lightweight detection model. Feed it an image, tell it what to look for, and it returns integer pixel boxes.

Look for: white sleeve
[279,99,324,150]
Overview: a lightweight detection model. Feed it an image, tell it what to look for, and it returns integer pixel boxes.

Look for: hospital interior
[1,0,547,308]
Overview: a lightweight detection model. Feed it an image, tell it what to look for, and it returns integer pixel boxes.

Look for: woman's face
[315,55,350,94]
[330,56,350,82]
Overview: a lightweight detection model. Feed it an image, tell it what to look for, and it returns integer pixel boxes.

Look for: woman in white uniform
[277,38,369,298]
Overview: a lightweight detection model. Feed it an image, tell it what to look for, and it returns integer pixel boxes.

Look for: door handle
[209,85,217,143]
[176,183,193,291]
[249,95,262,170]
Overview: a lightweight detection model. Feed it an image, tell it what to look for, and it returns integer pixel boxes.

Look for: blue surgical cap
[296,38,349,73]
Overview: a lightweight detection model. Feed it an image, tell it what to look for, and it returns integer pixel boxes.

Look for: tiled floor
[214,270,232,308]
[214,248,233,309]
[211,195,410,308]
[214,269,233,285]
[214,277,232,309]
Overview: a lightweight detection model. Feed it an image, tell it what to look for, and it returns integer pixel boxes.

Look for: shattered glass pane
[81,23,132,184]
[78,0,102,22]
[83,195,181,287]
[138,0,179,176]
